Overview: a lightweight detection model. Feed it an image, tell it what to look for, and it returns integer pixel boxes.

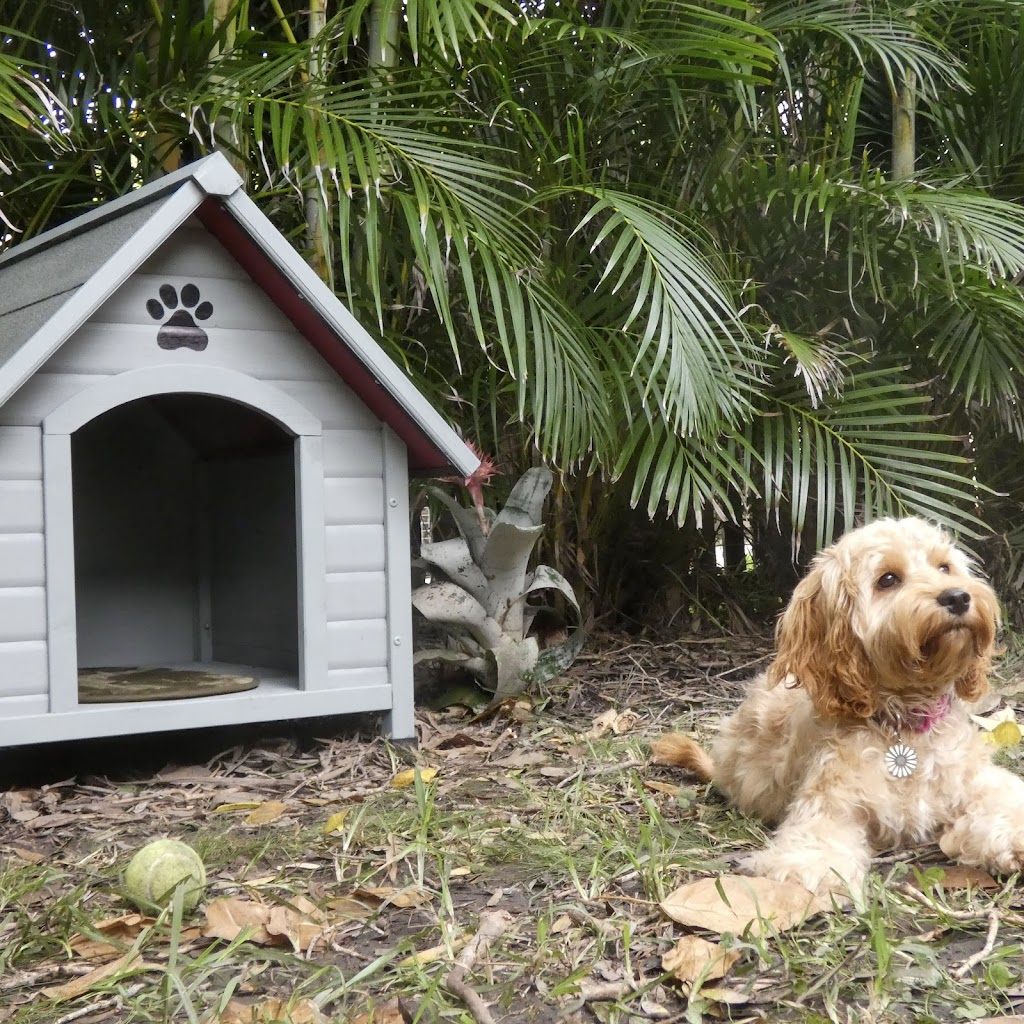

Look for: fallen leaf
[644,781,682,797]
[584,708,640,739]
[324,895,375,920]
[662,935,739,988]
[42,952,141,1001]
[988,721,1023,748]
[266,897,329,954]
[399,934,469,966]
[215,996,326,1023]
[391,768,438,789]
[245,801,288,826]
[936,865,1000,890]
[70,913,154,959]
[6,846,45,864]
[351,885,433,909]
[349,999,407,1024]
[323,810,350,834]
[660,875,825,937]
[697,986,752,1005]
[202,898,278,946]
[971,707,1018,732]
[213,802,262,814]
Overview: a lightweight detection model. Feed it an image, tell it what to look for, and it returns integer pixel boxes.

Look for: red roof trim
[197,198,452,474]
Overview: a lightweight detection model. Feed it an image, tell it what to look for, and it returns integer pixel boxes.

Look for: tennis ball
[123,839,206,913]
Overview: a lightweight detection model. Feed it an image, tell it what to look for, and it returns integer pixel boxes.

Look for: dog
[652,517,1024,899]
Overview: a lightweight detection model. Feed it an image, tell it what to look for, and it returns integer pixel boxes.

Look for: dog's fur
[652,517,1024,898]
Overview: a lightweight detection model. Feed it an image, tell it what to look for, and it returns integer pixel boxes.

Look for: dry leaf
[266,897,329,953]
[351,885,432,909]
[324,895,375,920]
[391,768,438,789]
[399,934,469,966]
[584,708,640,739]
[6,846,45,863]
[935,865,1000,890]
[323,810,350,834]
[69,913,153,959]
[215,996,326,1023]
[213,802,262,814]
[245,801,288,826]
[662,935,739,988]
[42,952,141,1001]
[661,875,825,937]
[644,781,682,797]
[202,898,278,946]
[350,1000,407,1024]
[988,721,1023,748]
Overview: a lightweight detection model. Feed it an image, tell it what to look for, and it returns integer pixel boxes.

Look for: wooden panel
[326,619,388,670]
[325,524,386,573]
[0,694,47,718]
[324,477,384,526]
[136,225,250,281]
[91,274,295,332]
[0,640,48,697]
[0,534,44,586]
[326,666,389,690]
[0,373,109,427]
[0,427,42,479]
[322,429,383,477]
[51,323,336,383]
[0,588,46,642]
[0,480,43,532]
[273,379,379,430]
[326,572,387,621]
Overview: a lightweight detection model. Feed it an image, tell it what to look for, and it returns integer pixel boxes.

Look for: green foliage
[7,0,1024,609]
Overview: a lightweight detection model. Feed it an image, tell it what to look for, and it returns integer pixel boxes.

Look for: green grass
[3,700,1024,1023]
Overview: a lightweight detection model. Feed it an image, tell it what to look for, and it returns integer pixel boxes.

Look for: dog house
[0,152,478,746]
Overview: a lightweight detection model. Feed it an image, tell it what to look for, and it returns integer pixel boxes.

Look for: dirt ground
[2,633,1024,1024]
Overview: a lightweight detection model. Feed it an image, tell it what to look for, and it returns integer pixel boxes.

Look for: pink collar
[874,693,952,734]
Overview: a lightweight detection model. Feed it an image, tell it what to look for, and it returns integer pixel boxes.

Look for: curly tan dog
[652,517,1022,899]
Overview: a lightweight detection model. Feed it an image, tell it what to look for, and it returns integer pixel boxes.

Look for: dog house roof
[0,152,479,476]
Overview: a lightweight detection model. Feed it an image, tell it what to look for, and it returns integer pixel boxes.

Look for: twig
[556,759,644,790]
[0,963,95,995]
[444,909,513,1024]
[53,983,145,1024]
[952,909,1001,979]
[576,979,634,1002]
[563,906,620,941]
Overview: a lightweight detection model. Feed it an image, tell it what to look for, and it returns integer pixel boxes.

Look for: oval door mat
[78,668,258,703]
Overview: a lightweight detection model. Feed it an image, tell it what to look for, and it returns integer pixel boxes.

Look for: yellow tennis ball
[124,839,206,913]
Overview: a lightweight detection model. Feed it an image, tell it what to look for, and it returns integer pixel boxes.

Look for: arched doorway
[71,394,299,685]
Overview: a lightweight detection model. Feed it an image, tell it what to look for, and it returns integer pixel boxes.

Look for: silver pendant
[885,743,917,778]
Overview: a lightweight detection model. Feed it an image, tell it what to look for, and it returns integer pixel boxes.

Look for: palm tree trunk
[203,0,245,177]
[369,0,401,70]
[892,70,916,179]
[305,0,331,283]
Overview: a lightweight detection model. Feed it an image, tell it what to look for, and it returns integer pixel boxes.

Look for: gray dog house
[0,152,477,747]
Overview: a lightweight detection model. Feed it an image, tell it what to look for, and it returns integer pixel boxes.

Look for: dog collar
[873,692,952,735]
[873,693,952,779]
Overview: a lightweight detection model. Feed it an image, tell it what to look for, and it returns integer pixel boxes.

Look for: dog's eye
[877,572,900,590]
[937,563,951,573]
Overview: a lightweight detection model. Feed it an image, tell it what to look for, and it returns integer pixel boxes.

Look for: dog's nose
[937,588,971,616]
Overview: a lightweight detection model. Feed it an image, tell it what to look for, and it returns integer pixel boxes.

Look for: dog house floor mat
[78,666,259,704]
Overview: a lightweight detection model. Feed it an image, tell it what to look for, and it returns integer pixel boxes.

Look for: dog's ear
[766,557,876,719]
[955,585,999,704]
[954,659,989,704]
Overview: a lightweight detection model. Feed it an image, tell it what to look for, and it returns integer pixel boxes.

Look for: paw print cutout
[146,283,213,351]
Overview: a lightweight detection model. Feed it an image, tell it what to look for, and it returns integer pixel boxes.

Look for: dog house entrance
[70,394,299,703]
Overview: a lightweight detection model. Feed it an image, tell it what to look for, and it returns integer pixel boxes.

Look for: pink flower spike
[440,441,500,535]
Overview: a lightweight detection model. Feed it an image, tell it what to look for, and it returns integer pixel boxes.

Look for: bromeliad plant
[412,463,584,703]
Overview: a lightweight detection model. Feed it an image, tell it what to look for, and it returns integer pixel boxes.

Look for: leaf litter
[2,632,1024,1022]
